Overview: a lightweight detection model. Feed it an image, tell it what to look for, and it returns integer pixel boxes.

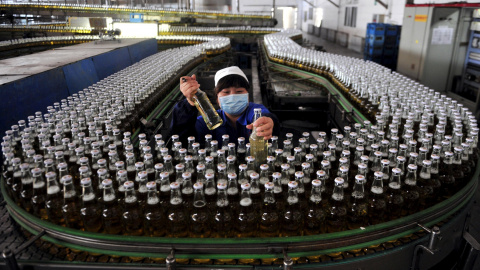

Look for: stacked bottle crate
[364,23,401,70]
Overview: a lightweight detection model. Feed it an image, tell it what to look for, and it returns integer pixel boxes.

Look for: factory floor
[301,31,480,269]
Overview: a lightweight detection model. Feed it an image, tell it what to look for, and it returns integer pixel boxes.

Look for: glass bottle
[227,172,240,216]
[281,181,304,237]
[204,172,217,211]
[304,179,326,235]
[368,172,387,225]
[438,151,456,199]
[249,108,267,165]
[31,167,47,220]
[326,178,347,233]
[347,174,368,230]
[144,181,170,237]
[237,137,247,162]
[259,182,280,237]
[385,168,404,220]
[166,182,189,237]
[122,181,144,236]
[189,182,211,238]
[60,174,83,230]
[101,179,122,235]
[402,164,420,215]
[45,171,64,225]
[182,77,223,130]
[80,177,102,233]
[235,183,257,237]
[259,164,270,185]
[212,182,233,238]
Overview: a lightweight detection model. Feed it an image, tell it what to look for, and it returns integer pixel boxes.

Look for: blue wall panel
[0,67,69,135]
[128,39,157,64]
[63,58,99,95]
[93,47,132,80]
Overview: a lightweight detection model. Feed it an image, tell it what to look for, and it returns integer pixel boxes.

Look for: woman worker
[169,66,280,146]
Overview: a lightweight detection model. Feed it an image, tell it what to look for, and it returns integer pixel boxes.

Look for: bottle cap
[57,162,67,169]
[295,171,304,178]
[98,159,107,166]
[305,154,314,160]
[217,182,227,189]
[281,163,290,170]
[272,172,282,179]
[355,175,365,182]
[288,181,298,188]
[334,177,344,185]
[45,171,56,179]
[135,162,144,168]
[323,151,331,157]
[185,155,193,161]
[118,170,127,177]
[182,172,192,179]
[301,162,310,169]
[211,140,218,146]
[316,170,326,177]
[174,142,182,147]
[239,164,248,170]
[217,163,226,170]
[328,144,336,150]
[175,164,185,170]
[146,181,156,189]
[241,183,251,190]
[79,166,89,173]
[80,177,91,185]
[238,137,245,142]
[358,163,367,169]
[287,156,295,161]
[138,171,148,178]
[115,161,124,168]
[260,164,269,170]
[381,159,390,165]
[160,172,170,178]
[312,179,321,187]
[342,150,350,156]
[422,160,432,166]
[339,166,348,172]
[179,148,187,154]
[205,173,215,179]
[275,149,284,154]
[409,152,418,157]
[392,168,401,174]
[374,151,383,157]
[310,144,318,149]
[144,153,153,160]
[294,147,302,153]
[206,156,214,162]
[250,172,259,179]
[192,142,200,148]
[419,147,428,152]
[267,156,275,162]
[155,163,164,170]
[246,156,255,162]
[102,179,113,187]
[374,171,384,178]
[193,182,203,189]
[196,164,205,170]
[389,148,398,153]
[431,154,440,160]
[124,181,134,188]
[170,182,180,189]
[98,168,107,176]
[408,164,418,170]
[228,172,237,179]
[265,182,274,189]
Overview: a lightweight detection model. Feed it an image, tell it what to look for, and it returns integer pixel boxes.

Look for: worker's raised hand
[180,74,200,106]
[247,116,274,140]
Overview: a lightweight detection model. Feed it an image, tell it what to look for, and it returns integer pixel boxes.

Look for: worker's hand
[180,74,200,106]
[247,116,274,140]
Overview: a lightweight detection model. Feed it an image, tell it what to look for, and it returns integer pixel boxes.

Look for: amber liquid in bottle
[183,78,223,130]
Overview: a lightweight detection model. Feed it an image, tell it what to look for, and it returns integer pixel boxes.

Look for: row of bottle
[4,138,471,238]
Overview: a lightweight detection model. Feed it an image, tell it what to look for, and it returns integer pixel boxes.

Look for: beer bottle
[101,179,122,235]
[60,175,82,229]
[280,163,291,186]
[249,172,262,212]
[249,108,267,165]
[368,172,387,225]
[144,181,166,237]
[326,178,347,233]
[304,179,326,235]
[12,162,28,205]
[31,167,47,219]
[227,172,240,216]
[166,182,189,237]
[302,162,313,198]
[182,77,223,130]
[274,148,284,172]
[385,168,404,220]
[418,160,434,208]
[121,181,144,236]
[196,164,206,184]
[80,178,102,233]
[237,137,247,163]
[205,156,215,175]
[159,171,171,207]
[226,155,236,175]
[402,164,420,215]
[181,171,194,209]
[452,147,467,185]
[271,172,285,212]
[45,171,64,225]
[347,175,368,230]
[235,183,257,237]
[137,171,149,205]
[213,181,233,238]
[19,163,33,213]
[281,181,304,237]
[259,164,270,186]
[259,182,279,237]
[189,182,211,238]
[204,172,217,211]
[238,164,248,185]
[217,163,228,183]
[294,171,308,210]
[438,151,455,198]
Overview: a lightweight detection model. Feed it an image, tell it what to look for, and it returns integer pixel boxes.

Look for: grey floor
[301,31,480,269]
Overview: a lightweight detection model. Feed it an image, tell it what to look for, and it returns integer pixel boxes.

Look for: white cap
[214,66,249,87]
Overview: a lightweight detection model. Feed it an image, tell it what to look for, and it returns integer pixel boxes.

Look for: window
[344,6,357,27]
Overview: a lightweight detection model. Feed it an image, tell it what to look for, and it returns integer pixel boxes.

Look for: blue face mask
[218,93,249,116]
